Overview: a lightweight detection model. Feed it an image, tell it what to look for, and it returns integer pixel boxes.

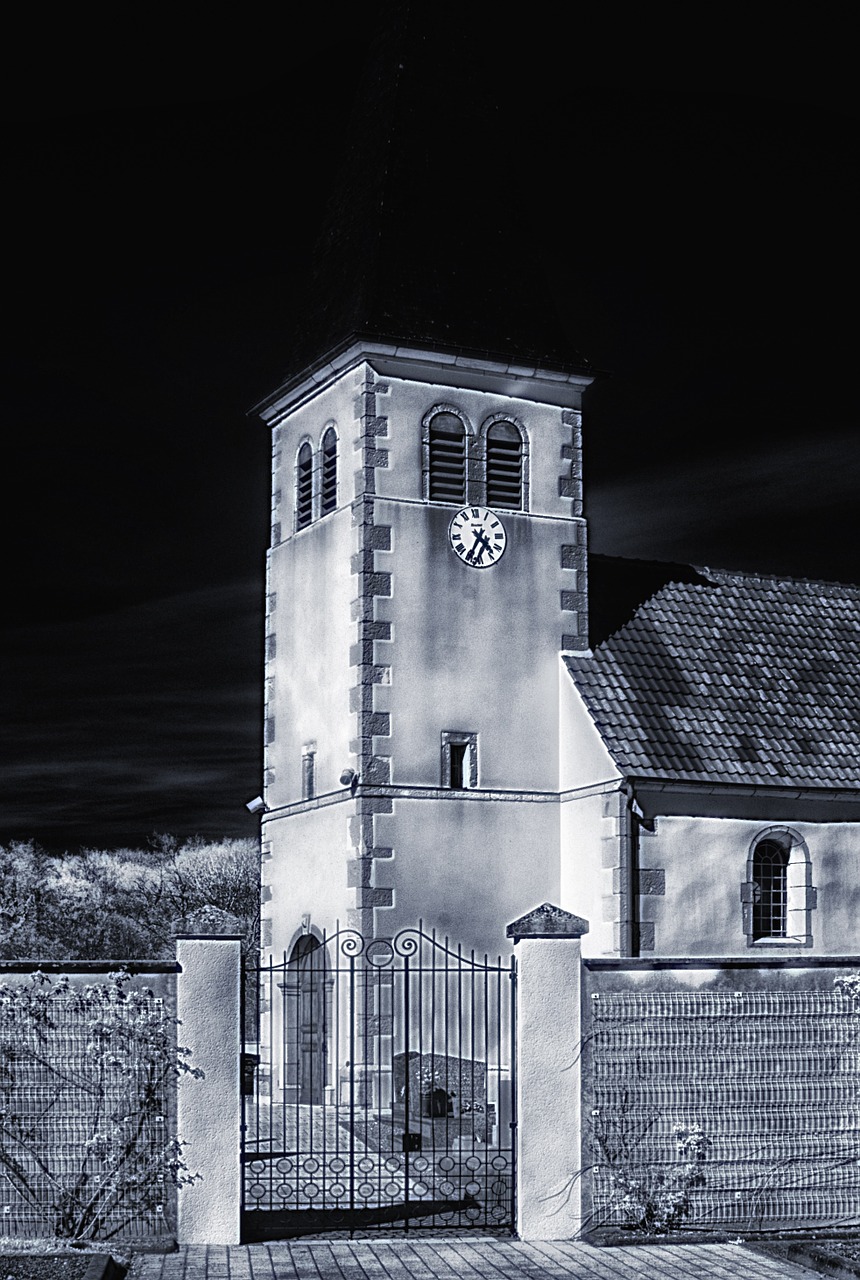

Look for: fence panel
[0,964,178,1243]
[584,961,860,1236]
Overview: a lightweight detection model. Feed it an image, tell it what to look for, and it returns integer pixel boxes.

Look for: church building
[251,21,860,970]
[253,338,860,965]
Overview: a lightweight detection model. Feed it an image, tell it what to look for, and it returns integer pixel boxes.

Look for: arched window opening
[320,427,337,516]
[428,412,467,503]
[296,442,313,530]
[752,839,789,940]
[486,421,523,509]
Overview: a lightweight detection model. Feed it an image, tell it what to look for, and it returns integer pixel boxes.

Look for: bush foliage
[0,969,200,1240]
[0,837,259,961]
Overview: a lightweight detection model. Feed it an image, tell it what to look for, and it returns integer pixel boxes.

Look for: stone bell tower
[252,17,594,963]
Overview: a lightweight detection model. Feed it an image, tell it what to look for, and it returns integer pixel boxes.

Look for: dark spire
[286,10,592,381]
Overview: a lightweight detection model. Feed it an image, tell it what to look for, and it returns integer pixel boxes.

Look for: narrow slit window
[320,427,337,516]
[428,412,467,504]
[442,732,478,789]
[486,421,523,509]
[302,748,316,800]
[449,743,468,790]
[752,839,788,939]
[296,443,313,530]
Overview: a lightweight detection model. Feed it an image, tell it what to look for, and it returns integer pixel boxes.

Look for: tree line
[0,834,259,961]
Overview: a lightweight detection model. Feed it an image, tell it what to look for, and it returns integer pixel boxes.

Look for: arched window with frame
[751,838,789,940]
[320,426,337,516]
[485,419,524,509]
[296,441,313,530]
[427,411,467,503]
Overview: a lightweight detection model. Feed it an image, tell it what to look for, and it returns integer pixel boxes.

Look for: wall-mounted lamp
[339,768,360,794]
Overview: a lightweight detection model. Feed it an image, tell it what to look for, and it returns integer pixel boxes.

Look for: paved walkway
[128,1238,819,1279]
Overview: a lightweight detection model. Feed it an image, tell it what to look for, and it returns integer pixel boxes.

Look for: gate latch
[402,1132,422,1152]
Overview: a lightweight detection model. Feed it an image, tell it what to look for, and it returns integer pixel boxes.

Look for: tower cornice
[252,339,595,426]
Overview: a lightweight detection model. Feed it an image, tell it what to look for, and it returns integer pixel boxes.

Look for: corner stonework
[559,410,588,653]
[347,367,395,938]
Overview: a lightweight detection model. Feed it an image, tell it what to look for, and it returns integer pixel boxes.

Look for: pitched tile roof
[565,566,860,788]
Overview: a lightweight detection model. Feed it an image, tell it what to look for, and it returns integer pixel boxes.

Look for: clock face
[448,506,507,568]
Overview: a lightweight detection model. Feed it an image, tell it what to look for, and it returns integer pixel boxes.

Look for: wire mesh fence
[0,969,179,1242]
[587,983,860,1234]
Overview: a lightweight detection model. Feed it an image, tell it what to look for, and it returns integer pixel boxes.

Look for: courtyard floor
[128,1238,820,1279]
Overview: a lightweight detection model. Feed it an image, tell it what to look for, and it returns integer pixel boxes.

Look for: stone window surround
[742,826,816,947]
[421,404,529,511]
[441,731,479,790]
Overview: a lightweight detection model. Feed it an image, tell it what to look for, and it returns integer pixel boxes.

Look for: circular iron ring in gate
[365,939,395,967]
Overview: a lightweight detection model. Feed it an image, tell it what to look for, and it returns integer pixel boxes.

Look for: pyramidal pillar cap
[506,903,590,943]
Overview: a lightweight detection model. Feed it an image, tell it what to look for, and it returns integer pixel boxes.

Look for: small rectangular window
[449,743,468,789]
[302,749,316,800]
[442,732,478,789]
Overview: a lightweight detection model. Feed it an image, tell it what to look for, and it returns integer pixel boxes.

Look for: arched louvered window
[486,421,524,509]
[752,839,789,940]
[320,427,337,516]
[296,442,313,530]
[428,412,467,504]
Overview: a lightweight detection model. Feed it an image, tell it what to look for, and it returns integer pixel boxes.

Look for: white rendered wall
[175,936,242,1244]
[559,666,623,955]
[262,360,586,956]
[640,815,860,956]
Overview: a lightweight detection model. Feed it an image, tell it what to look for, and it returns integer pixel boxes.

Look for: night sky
[2,17,857,852]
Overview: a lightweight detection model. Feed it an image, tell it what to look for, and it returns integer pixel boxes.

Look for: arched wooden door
[290,935,326,1105]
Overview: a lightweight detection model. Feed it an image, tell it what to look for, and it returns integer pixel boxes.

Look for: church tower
[253,19,594,961]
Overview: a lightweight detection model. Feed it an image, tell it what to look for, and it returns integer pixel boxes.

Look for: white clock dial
[448,506,507,568]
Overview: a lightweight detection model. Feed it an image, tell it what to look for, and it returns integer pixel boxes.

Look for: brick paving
[127,1238,820,1279]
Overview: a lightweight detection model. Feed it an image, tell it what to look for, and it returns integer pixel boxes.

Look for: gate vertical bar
[403,949,411,1231]
[320,931,327,1206]
[349,950,356,1226]
[509,951,517,1232]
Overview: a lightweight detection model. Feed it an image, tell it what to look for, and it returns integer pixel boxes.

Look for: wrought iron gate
[241,926,516,1239]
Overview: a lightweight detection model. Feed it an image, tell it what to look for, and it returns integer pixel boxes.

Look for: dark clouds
[1,21,858,851]
[1,584,262,851]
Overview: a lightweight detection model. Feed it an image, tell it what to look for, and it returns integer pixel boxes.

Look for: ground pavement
[128,1238,820,1279]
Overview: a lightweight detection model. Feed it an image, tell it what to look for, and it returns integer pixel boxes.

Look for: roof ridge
[696,564,860,593]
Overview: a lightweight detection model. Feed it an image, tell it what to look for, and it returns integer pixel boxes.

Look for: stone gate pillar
[507,903,589,1241]
[175,932,243,1245]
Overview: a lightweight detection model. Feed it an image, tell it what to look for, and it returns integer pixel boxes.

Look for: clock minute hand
[469,528,491,564]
